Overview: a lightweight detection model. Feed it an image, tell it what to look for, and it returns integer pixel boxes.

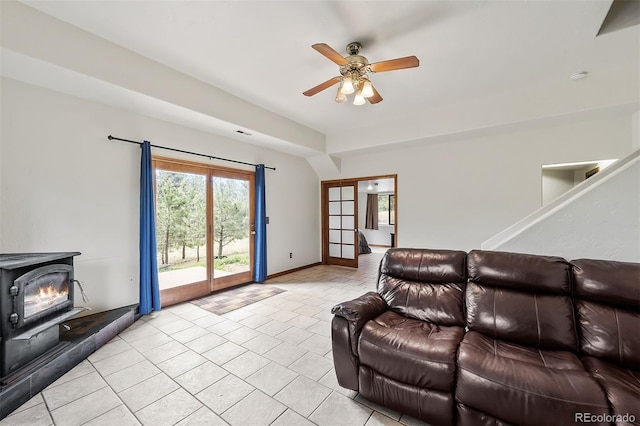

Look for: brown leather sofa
[331,248,640,426]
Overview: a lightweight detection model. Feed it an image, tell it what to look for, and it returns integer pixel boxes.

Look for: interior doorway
[321,174,397,267]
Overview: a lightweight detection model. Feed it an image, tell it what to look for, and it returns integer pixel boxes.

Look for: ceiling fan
[303,42,419,105]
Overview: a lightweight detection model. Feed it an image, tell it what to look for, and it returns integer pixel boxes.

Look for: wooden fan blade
[369,56,419,73]
[312,43,349,66]
[303,76,342,97]
[367,84,383,104]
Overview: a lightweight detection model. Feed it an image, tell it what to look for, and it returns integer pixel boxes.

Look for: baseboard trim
[369,244,391,248]
[268,262,322,279]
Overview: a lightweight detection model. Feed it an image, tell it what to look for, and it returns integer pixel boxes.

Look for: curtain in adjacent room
[365,193,379,230]
[254,164,268,282]
[139,141,161,314]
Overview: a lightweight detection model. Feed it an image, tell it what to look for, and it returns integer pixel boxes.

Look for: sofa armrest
[331,292,388,356]
[332,291,388,329]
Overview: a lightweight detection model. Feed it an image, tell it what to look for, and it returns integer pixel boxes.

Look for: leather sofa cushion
[466,250,578,351]
[379,248,467,283]
[582,357,640,426]
[359,310,464,391]
[468,250,571,294]
[458,331,582,369]
[456,332,609,426]
[378,248,466,326]
[573,259,640,309]
[465,282,578,351]
[573,259,640,369]
[575,300,639,370]
[378,276,465,326]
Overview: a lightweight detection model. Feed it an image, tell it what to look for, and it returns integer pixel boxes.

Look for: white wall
[542,170,574,205]
[633,110,640,151]
[494,158,640,262]
[0,78,320,313]
[336,113,634,254]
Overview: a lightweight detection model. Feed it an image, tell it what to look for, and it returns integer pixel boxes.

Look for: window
[378,194,395,225]
[390,194,395,225]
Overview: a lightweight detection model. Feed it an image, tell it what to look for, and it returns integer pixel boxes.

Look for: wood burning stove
[0,252,85,378]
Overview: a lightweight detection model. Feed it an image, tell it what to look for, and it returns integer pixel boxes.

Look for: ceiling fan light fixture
[304,42,419,105]
[362,79,374,98]
[353,88,366,106]
[341,76,355,95]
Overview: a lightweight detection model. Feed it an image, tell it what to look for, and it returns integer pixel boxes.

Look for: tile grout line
[40,367,108,411]
[305,389,335,423]
[18,253,392,426]
[89,332,197,423]
[48,385,110,425]
[87,351,147,425]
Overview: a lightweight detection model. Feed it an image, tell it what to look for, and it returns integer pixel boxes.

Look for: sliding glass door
[211,173,253,292]
[153,157,254,306]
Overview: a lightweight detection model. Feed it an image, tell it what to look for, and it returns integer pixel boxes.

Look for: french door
[322,180,359,267]
[153,157,255,306]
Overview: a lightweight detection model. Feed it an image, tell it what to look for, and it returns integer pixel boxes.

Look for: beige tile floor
[1,248,428,426]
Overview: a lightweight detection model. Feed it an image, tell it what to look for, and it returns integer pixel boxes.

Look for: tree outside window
[155,170,206,266]
[378,194,394,225]
[212,177,249,259]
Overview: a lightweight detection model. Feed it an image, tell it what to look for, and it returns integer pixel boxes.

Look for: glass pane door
[211,174,253,291]
[324,182,359,268]
[155,168,209,303]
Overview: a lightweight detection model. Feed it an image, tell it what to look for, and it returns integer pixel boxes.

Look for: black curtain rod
[107,135,276,171]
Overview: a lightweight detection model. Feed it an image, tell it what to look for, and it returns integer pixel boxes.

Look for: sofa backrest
[572,259,640,369]
[377,248,467,326]
[466,250,578,351]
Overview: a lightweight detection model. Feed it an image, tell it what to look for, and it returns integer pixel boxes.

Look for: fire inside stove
[23,272,70,320]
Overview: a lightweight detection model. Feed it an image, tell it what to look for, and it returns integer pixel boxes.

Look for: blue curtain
[254,164,268,282]
[139,141,161,314]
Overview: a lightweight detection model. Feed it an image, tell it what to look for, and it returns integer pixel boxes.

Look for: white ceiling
[5,0,640,158]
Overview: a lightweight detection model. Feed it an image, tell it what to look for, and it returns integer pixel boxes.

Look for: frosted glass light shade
[341,77,355,94]
[353,88,366,105]
[362,80,374,98]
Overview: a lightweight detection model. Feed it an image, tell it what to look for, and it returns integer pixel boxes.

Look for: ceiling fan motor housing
[341,42,370,77]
